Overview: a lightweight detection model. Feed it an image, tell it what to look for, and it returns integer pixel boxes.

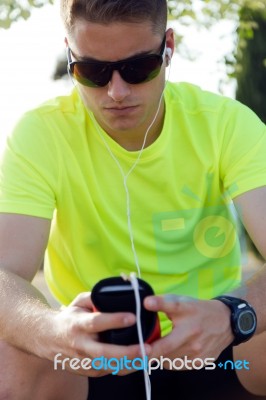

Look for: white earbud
[166,47,172,60]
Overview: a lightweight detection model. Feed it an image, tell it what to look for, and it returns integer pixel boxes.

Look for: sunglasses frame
[67,35,166,88]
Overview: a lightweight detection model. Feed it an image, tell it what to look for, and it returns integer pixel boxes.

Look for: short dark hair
[60,0,167,36]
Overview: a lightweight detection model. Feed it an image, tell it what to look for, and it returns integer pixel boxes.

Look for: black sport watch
[214,295,257,346]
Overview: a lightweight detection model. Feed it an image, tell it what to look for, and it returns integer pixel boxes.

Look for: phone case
[91,276,161,345]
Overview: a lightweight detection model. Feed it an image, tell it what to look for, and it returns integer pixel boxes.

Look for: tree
[2,0,266,92]
[231,5,266,260]
[1,0,265,260]
[1,0,265,37]
[0,0,53,29]
[233,6,266,123]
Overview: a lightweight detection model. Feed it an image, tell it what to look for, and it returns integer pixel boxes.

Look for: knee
[0,339,46,399]
[0,340,88,400]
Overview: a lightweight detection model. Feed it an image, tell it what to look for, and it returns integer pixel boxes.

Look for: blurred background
[1,0,266,140]
[2,0,266,135]
[0,0,265,303]
[0,0,237,139]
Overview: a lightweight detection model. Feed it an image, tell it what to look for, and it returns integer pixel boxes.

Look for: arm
[0,213,55,353]
[0,213,141,376]
[145,186,266,361]
[230,186,266,396]
[233,186,266,332]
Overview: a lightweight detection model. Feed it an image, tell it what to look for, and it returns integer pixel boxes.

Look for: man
[1,0,266,399]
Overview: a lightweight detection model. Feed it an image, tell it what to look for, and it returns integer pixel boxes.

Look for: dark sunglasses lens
[71,63,110,87]
[70,54,163,87]
[121,55,162,84]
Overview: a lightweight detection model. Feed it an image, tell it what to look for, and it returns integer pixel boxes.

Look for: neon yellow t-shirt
[1,82,266,335]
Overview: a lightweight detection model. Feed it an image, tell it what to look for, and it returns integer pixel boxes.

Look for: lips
[104,105,139,114]
[105,105,137,110]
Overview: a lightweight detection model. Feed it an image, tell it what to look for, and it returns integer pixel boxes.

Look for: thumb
[69,291,93,310]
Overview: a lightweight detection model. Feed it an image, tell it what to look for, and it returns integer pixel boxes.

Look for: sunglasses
[67,36,166,88]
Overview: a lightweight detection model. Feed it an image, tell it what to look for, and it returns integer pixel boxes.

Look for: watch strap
[214,295,257,346]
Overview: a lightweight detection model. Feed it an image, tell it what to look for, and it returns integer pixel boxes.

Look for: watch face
[238,310,256,333]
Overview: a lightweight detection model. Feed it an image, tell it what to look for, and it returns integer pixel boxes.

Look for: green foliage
[167,1,266,96]
[1,0,265,31]
[2,0,266,94]
[167,0,266,47]
[1,0,265,40]
[234,7,266,122]
[0,0,54,29]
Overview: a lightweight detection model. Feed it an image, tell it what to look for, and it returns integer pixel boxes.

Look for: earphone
[88,50,171,277]
[166,47,172,60]
[165,47,172,67]
[86,54,172,400]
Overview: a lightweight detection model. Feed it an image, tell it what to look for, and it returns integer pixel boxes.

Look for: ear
[64,37,69,47]
[165,28,175,59]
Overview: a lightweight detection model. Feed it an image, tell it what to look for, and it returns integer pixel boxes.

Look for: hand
[37,292,149,377]
[144,294,234,368]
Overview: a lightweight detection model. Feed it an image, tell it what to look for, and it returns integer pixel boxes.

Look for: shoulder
[15,88,84,127]
[164,81,265,133]
[165,81,255,115]
[7,89,87,148]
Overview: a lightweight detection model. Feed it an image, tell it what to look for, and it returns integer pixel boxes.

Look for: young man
[0,0,266,399]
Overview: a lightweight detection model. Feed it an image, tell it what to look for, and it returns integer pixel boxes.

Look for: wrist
[30,307,59,360]
[213,299,235,346]
[213,296,257,346]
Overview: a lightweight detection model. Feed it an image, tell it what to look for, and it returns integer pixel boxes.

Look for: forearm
[240,263,266,334]
[232,187,266,333]
[228,258,266,334]
[0,268,57,357]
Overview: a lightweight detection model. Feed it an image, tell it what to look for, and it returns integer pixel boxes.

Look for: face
[66,21,174,148]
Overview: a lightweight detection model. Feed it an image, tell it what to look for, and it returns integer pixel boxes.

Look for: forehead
[67,20,162,61]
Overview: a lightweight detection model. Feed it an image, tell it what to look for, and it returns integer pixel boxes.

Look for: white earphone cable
[84,54,172,400]
[90,83,165,278]
[129,272,151,400]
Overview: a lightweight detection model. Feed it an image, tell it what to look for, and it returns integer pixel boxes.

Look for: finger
[53,351,134,378]
[149,333,185,360]
[144,295,197,315]
[69,292,94,309]
[81,339,151,366]
[148,323,200,360]
[85,311,136,333]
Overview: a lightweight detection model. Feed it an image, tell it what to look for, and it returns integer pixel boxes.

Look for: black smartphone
[91,276,160,345]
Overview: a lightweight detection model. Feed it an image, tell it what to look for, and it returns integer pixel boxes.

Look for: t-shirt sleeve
[220,100,266,198]
[0,111,59,219]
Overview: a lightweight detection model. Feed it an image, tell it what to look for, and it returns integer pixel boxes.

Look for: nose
[107,70,131,102]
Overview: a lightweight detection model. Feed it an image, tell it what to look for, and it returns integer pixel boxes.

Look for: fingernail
[145,344,151,354]
[146,298,157,307]
[124,315,135,325]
